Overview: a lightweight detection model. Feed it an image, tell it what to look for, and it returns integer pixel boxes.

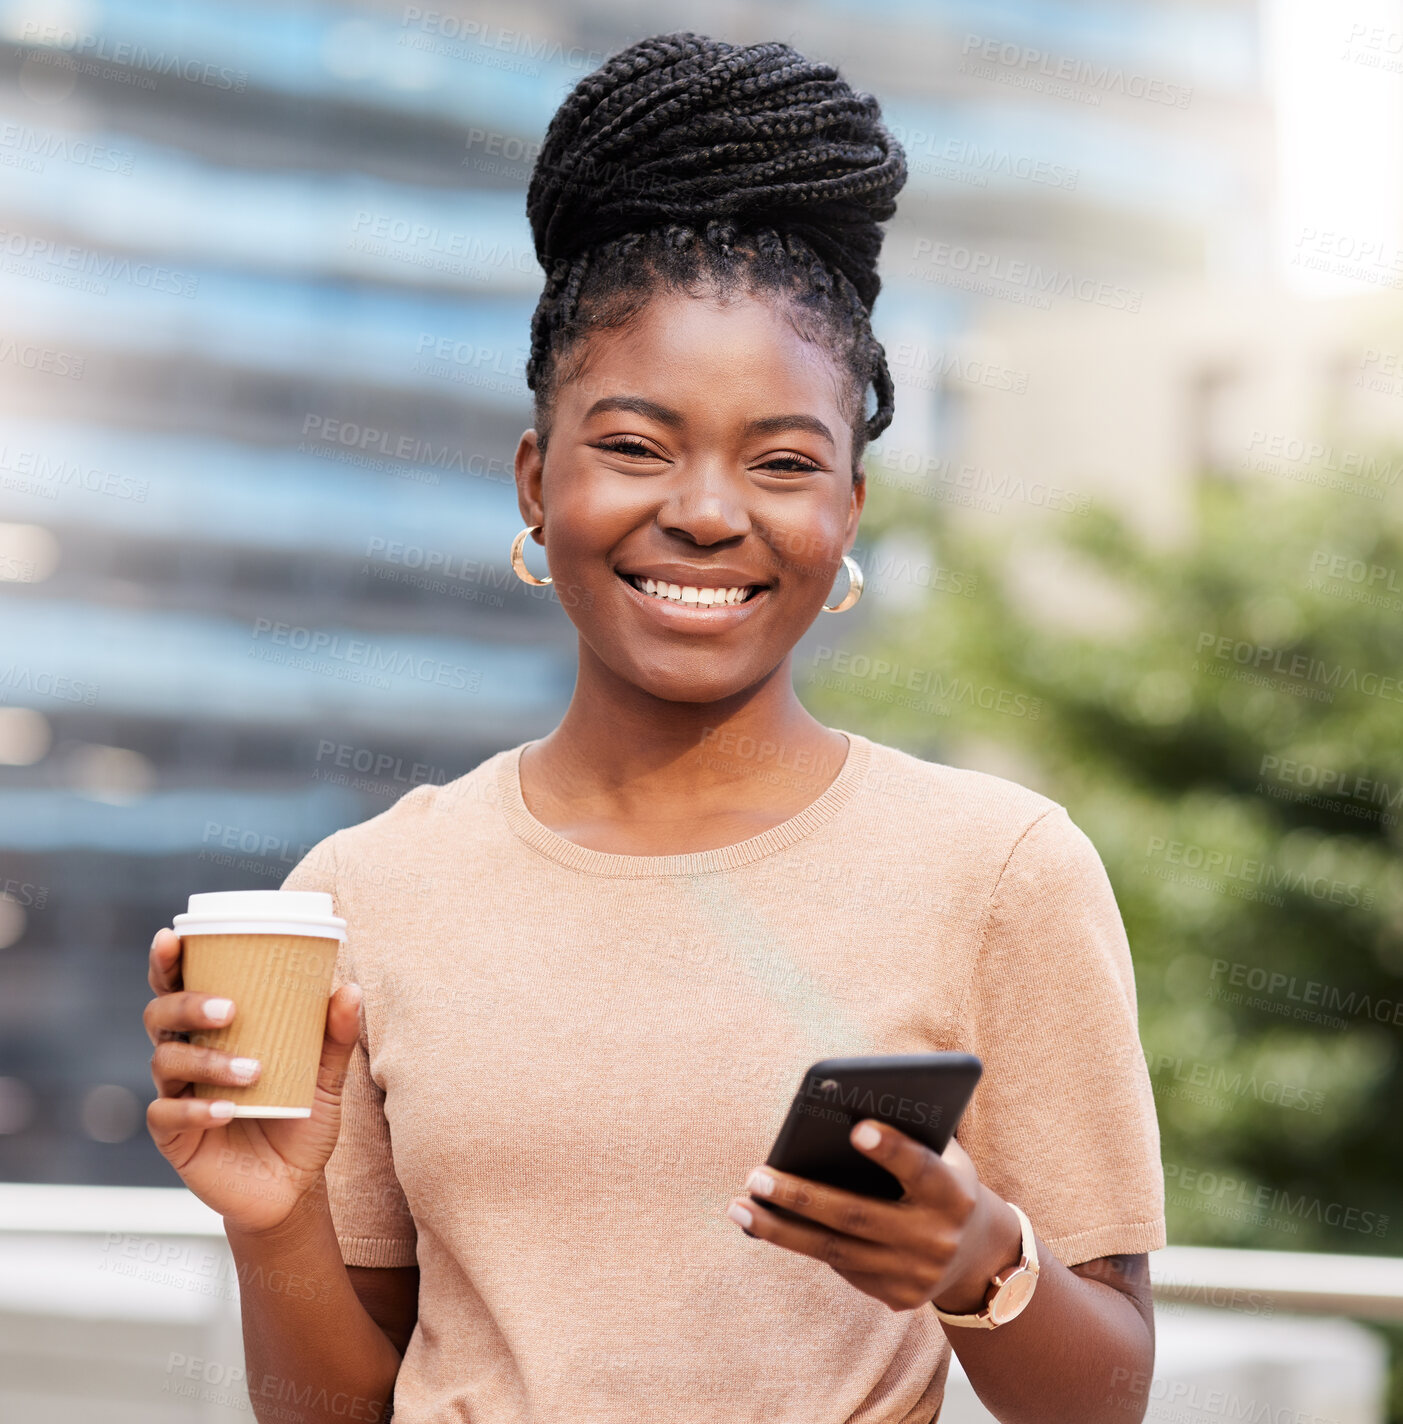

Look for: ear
[515,429,546,532]
[844,465,867,549]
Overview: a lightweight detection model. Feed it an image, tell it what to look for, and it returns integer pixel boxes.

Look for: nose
[656,457,750,546]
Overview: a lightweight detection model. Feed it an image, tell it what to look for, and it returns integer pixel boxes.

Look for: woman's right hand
[144,926,363,1236]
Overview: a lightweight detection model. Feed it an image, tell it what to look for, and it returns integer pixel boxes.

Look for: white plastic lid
[173,890,347,941]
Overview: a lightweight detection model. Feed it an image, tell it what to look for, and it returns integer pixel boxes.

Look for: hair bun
[527,32,907,311]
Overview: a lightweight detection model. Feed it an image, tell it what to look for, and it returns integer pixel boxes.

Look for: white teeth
[631,575,756,606]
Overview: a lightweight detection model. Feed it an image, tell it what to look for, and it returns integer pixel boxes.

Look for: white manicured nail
[204,998,234,1022]
[727,1202,754,1229]
[229,1058,259,1082]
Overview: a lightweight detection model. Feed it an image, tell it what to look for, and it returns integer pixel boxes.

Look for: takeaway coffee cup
[172,890,347,1118]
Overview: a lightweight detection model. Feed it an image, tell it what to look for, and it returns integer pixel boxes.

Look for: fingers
[729,1195,912,1281]
[148,927,184,995]
[143,989,236,1048]
[151,1040,261,1099]
[742,1164,912,1246]
[146,1092,237,1150]
[849,1120,973,1214]
[325,982,363,1047]
[310,983,363,1105]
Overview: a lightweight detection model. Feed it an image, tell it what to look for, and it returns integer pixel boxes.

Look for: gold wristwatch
[932,1203,1039,1330]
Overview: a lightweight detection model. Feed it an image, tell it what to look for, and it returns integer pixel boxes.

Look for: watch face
[989,1268,1037,1324]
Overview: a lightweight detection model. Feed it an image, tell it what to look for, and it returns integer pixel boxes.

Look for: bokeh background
[3,0,1403,1416]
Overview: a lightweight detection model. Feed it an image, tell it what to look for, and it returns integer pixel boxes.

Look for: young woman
[144,33,1164,1424]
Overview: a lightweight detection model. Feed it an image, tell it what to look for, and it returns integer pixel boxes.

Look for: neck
[522,647,847,820]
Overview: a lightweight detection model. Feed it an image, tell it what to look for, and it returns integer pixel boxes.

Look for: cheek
[764,510,851,585]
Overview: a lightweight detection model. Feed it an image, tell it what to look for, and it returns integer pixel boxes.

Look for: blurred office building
[0,0,1342,1185]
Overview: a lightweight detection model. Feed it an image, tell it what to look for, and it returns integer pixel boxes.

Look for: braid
[525,31,907,466]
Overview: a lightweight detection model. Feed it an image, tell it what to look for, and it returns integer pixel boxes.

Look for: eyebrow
[583,396,835,448]
[584,396,684,428]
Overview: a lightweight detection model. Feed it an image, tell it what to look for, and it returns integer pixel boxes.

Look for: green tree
[802,465,1403,1407]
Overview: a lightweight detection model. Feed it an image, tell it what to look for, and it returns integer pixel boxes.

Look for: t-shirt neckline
[497,728,871,877]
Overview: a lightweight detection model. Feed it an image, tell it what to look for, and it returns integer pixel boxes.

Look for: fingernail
[229,1058,260,1082]
[727,1202,754,1229]
[853,1122,882,1150]
[746,1169,775,1197]
[204,998,234,1022]
[209,1100,236,1119]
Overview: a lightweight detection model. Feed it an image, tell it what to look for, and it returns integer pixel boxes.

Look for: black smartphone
[762,1052,983,1202]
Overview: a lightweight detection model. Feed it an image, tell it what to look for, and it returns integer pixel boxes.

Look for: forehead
[558,288,851,428]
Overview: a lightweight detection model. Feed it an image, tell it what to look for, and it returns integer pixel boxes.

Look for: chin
[613,660,768,707]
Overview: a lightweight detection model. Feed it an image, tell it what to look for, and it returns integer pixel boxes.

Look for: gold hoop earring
[822,554,863,613]
[510,525,552,586]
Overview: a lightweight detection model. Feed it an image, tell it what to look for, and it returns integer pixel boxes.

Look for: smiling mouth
[619,572,766,607]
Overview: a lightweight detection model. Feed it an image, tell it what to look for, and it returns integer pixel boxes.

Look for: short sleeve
[957,805,1166,1267]
[281,835,418,1268]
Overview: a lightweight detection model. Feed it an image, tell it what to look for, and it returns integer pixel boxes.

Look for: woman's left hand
[726,1119,1024,1314]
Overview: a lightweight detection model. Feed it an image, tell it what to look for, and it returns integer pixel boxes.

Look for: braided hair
[524,32,908,475]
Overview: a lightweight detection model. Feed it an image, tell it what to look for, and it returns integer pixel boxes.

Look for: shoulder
[856,733,1069,857]
[317,745,517,888]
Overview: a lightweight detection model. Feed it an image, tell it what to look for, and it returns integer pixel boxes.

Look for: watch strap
[932,1203,1039,1330]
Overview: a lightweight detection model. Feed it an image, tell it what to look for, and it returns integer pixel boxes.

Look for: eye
[596,438,660,459]
[759,454,822,474]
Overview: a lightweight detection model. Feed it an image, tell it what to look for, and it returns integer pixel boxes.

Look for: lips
[614,568,772,621]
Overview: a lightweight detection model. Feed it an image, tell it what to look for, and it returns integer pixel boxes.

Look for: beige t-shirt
[281,728,1165,1424]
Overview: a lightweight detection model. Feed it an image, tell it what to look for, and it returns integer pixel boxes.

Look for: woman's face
[514,289,865,704]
